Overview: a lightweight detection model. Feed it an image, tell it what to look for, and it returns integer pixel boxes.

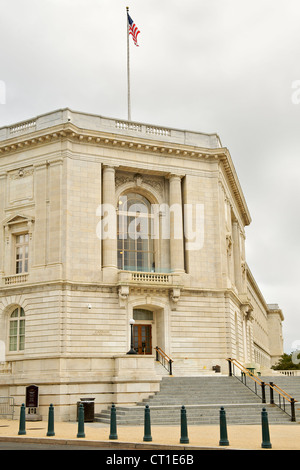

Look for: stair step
[95,404,291,425]
[96,375,298,425]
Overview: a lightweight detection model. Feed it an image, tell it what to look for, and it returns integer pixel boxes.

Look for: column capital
[166,173,185,181]
[102,164,116,172]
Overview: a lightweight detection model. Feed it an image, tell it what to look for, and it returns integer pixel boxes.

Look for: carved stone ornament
[241,303,254,322]
[133,173,143,186]
[119,285,129,301]
[226,234,232,254]
[116,172,164,197]
[241,261,247,277]
[170,287,181,303]
[115,175,132,187]
[9,168,34,179]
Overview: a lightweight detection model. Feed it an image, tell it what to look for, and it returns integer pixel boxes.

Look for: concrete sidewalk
[0,418,300,450]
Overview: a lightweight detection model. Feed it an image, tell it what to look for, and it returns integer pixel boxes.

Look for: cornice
[0,121,251,226]
[218,149,251,226]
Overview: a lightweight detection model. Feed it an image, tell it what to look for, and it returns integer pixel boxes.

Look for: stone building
[0,109,284,420]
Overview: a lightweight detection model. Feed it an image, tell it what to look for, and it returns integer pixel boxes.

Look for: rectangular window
[9,320,18,351]
[15,234,29,274]
[19,319,25,350]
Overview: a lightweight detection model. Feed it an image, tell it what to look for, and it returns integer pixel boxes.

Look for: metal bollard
[109,404,118,440]
[261,408,272,449]
[219,407,229,446]
[180,405,189,444]
[47,404,55,437]
[77,403,85,438]
[18,403,26,435]
[143,404,152,442]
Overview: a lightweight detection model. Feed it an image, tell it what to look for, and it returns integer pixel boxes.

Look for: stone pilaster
[168,174,185,274]
[232,220,242,293]
[102,166,118,277]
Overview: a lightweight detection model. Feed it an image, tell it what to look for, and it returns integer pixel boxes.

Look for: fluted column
[169,174,185,273]
[102,165,117,271]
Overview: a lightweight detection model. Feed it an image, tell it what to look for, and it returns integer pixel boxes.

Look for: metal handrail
[269,382,294,401]
[268,381,297,421]
[155,346,173,375]
[227,358,297,421]
[229,357,263,383]
[228,357,267,401]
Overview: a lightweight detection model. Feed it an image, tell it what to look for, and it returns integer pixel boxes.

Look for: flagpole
[126,6,131,121]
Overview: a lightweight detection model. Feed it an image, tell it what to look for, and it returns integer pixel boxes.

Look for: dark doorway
[133,324,152,354]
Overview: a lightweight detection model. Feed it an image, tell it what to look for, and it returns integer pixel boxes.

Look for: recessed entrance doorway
[133,324,152,354]
[133,309,153,355]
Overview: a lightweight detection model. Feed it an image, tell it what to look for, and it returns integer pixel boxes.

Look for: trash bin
[77,398,95,422]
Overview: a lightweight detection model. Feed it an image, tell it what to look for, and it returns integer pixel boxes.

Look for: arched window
[9,307,25,352]
[117,193,155,272]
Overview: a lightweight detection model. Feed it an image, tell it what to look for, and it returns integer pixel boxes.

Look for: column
[169,175,185,273]
[102,165,118,271]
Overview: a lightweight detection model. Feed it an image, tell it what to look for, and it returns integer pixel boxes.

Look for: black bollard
[77,403,85,438]
[143,404,152,442]
[219,407,229,446]
[47,404,55,437]
[261,408,272,449]
[180,405,189,444]
[18,403,26,435]
[109,404,118,440]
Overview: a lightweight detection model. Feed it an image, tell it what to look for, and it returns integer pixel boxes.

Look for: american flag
[127,12,140,46]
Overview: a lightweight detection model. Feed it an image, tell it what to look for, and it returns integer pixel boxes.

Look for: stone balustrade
[4,274,29,286]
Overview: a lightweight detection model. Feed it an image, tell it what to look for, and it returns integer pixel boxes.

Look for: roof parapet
[0,107,223,149]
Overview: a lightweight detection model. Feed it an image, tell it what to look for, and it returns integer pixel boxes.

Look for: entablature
[0,110,251,227]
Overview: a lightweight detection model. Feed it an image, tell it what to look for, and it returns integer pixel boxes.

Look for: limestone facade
[0,109,284,420]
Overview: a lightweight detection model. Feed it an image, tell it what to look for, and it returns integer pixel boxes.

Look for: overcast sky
[1,0,299,355]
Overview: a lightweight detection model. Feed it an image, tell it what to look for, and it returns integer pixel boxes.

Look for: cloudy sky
[1,0,299,354]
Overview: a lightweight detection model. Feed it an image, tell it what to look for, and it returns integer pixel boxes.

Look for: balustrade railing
[115,121,171,137]
[131,272,170,283]
[9,119,36,134]
[4,273,28,285]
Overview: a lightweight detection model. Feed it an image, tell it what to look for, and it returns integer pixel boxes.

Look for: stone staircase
[95,375,297,425]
